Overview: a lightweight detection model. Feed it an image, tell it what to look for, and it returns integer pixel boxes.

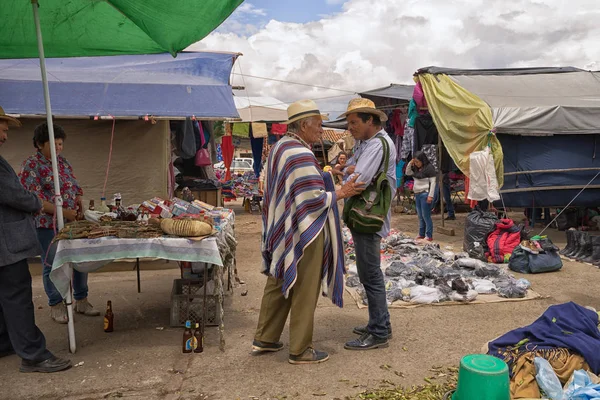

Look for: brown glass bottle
[104,301,114,332]
[193,322,203,353]
[182,321,193,353]
[88,199,95,211]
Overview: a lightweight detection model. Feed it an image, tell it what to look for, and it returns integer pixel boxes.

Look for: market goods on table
[55,195,229,241]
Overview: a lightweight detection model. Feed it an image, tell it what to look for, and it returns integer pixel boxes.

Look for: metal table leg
[136,258,141,293]
[66,265,77,353]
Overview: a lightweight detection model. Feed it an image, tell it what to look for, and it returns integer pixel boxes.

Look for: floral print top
[19,152,83,229]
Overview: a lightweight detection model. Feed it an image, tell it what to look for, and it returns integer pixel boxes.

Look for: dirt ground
[1,206,599,400]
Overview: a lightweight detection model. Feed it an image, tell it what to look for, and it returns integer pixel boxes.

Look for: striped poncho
[261,135,345,307]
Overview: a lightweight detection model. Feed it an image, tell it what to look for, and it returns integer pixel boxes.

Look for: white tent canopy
[233,96,288,122]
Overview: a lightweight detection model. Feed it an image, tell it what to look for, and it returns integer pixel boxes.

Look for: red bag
[487,219,522,263]
[195,148,211,167]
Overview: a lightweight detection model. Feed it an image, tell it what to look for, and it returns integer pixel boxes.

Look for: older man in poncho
[252,100,364,364]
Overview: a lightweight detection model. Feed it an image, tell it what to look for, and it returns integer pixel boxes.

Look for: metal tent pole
[32,0,76,354]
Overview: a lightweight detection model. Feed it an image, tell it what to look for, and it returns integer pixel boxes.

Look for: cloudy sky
[188,0,600,118]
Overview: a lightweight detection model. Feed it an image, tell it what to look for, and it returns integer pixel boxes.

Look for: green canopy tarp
[0,0,243,58]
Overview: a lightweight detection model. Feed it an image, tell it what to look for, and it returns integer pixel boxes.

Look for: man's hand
[336,175,366,200]
[427,196,433,204]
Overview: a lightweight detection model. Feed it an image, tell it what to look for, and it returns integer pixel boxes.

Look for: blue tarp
[0,52,240,118]
[499,134,600,207]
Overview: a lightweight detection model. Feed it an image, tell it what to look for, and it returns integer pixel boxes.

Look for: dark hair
[337,151,348,159]
[33,123,66,149]
[356,112,382,126]
[414,150,430,167]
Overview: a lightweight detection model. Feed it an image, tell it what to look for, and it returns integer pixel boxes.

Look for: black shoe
[19,356,71,373]
[566,231,583,258]
[560,230,574,256]
[352,325,393,339]
[576,232,593,261]
[251,339,284,353]
[288,348,329,365]
[344,333,389,351]
[445,215,456,221]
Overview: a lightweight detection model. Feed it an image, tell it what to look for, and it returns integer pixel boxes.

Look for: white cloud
[325,0,346,4]
[191,0,600,118]
[236,2,267,16]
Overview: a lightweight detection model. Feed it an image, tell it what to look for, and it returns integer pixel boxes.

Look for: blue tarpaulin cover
[0,52,240,118]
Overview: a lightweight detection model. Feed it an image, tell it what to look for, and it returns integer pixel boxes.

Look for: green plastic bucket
[452,354,510,400]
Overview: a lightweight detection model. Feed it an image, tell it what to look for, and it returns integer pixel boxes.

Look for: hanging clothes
[171,118,196,159]
[422,144,439,173]
[251,137,264,178]
[391,109,404,137]
[271,123,287,135]
[414,114,438,150]
[413,81,429,114]
[232,122,250,137]
[408,99,418,128]
[221,135,234,181]
[401,121,415,160]
[251,123,268,138]
[468,147,500,202]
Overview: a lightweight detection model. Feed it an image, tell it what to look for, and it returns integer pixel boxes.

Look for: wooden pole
[438,134,445,228]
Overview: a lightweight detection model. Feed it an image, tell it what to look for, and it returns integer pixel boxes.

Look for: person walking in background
[0,108,71,373]
[406,151,437,241]
[20,123,100,324]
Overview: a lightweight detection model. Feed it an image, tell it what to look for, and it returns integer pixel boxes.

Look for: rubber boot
[574,232,592,261]
[559,230,574,256]
[589,235,600,266]
[566,231,582,258]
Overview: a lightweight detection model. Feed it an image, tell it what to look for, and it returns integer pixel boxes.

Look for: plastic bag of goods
[464,209,498,260]
[409,286,443,304]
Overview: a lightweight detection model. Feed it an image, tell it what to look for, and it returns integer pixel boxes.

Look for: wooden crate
[175,187,222,207]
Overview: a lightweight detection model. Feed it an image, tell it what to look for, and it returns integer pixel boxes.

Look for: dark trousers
[350,230,390,338]
[0,259,53,362]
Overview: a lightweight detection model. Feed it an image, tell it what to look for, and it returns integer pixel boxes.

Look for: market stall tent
[0,51,240,205]
[233,96,289,122]
[416,66,600,207]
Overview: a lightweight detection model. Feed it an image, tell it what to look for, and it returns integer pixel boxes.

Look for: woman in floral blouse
[20,123,100,324]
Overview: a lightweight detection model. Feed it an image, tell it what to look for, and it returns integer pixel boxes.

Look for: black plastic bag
[464,208,498,260]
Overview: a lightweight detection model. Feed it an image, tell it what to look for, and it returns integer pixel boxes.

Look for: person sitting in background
[332,152,348,184]
[19,123,100,324]
[406,151,437,241]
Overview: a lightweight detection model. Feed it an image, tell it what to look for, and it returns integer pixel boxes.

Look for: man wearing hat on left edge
[0,107,71,373]
[252,99,365,364]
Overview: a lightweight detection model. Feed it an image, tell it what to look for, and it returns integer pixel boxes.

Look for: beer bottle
[193,322,203,353]
[104,301,114,332]
[182,321,193,353]
[88,199,95,211]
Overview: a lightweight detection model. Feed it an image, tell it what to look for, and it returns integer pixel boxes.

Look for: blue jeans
[37,228,89,306]
[350,230,390,338]
[432,175,455,217]
[415,192,434,239]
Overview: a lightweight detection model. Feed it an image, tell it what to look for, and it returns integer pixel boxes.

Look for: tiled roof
[322,129,349,143]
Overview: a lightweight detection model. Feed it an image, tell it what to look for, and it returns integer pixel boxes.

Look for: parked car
[214,159,254,176]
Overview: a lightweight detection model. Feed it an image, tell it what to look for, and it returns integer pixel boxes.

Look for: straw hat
[341,98,388,122]
[283,99,328,125]
[0,106,21,127]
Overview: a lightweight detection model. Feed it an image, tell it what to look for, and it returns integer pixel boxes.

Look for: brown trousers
[254,232,324,356]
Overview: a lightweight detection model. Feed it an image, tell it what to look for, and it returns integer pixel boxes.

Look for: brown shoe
[50,303,68,324]
[288,348,329,365]
[75,298,101,316]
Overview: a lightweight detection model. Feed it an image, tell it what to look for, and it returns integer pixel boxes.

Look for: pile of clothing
[344,229,532,306]
[487,302,600,399]
[221,172,262,201]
